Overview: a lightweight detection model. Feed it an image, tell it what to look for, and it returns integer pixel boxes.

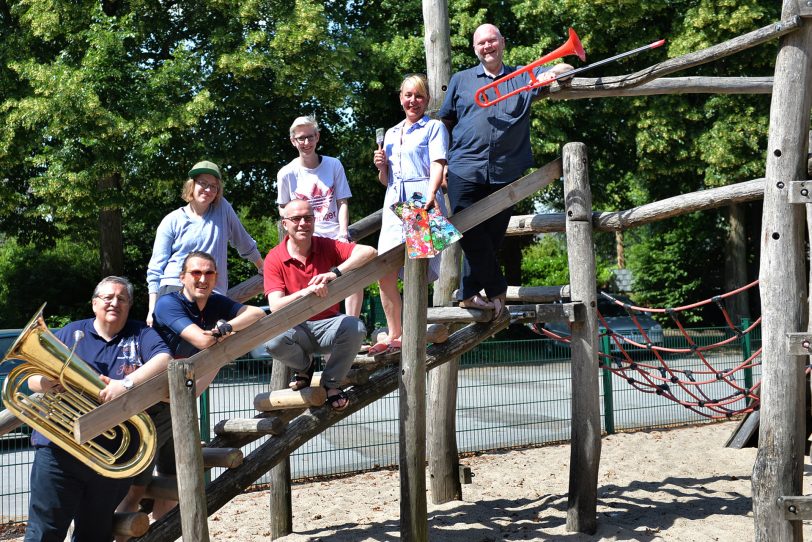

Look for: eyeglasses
[293,134,317,144]
[283,214,315,224]
[95,294,130,305]
[186,270,217,279]
[195,179,220,192]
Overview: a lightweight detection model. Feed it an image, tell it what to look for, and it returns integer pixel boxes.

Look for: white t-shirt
[276,155,352,239]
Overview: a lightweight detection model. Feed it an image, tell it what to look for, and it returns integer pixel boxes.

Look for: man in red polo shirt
[262,199,376,410]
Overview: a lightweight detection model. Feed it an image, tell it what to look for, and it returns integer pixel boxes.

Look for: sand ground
[4,422,811,541]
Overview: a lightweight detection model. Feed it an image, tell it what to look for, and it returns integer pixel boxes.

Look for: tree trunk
[98,173,124,276]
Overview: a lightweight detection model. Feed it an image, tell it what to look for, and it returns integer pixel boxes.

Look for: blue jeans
[447,172,513,300]
[25,446,131,542]
[263,315,366,389]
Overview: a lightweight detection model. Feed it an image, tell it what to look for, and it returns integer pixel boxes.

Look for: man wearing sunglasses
[120,250,265,524]
[262,199,376,411]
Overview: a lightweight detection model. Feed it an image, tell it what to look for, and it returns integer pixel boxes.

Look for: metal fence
[0,325,761,525]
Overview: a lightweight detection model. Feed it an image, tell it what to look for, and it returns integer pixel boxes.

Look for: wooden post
[752,3,812,541]
[167,360,209,541]
[400,255,429,541]
[428,222,462,504]
[422,0,459,504]
[269,360,293,540]
[563,142,601,534]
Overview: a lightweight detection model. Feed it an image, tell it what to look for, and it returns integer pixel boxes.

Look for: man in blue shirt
[438,23,572,316]
[25,276,172,542]
[118,250,265,522]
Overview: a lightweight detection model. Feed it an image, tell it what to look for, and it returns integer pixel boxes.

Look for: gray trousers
[263,315,366,390]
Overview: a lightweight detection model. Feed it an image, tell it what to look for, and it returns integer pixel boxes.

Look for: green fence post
[741,317,753,392]
[600,334,615,435]
[199,388,211,484]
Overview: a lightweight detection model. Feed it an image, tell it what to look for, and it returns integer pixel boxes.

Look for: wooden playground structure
[3,0,812,541]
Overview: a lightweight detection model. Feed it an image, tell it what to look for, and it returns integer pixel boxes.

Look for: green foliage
[0,238,99,327]
[521,234,613,289]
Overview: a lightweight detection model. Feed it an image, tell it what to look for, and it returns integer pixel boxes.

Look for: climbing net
[532,280,762,419]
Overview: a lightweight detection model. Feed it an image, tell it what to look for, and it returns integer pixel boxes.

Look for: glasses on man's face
[283,214,315,224]
[186,270,217,279]
[95,294,130,305]
[293,134,317,144]
[195,179,220,192]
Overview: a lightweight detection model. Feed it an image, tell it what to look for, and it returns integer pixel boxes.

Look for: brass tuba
[1,304,156,478]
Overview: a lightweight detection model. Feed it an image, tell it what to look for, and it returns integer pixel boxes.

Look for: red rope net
[532,280,762,419]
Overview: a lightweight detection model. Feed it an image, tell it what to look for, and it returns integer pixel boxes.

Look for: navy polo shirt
[31,319,170,448]
[153,291,242,358]
[438,63,549,185]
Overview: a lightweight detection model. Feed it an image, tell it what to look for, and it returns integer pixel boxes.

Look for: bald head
[473,24,506,74]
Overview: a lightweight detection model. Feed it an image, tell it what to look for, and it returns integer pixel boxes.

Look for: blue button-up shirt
[438,63,547,185]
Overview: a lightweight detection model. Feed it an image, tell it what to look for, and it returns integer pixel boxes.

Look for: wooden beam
[168,360,210,541]
[76,157,562,444]
[254,387,326,411]
[506,178,765,236]
[213,416,289,437]
[548,17,801,96]
[778,496,812,520]
[426,306,492,323]
[399,257,429,541]
[113,512,150,538]
[508,302,584,323]
[787,180,812,204]
[563,142,601,535]
[201,448,243,469]
[751,2,812,539]
[551,76,773,100]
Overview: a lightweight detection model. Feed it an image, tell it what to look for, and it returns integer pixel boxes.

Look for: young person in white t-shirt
[277,116,363,317]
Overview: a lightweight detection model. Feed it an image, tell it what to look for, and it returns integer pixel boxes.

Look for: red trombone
[474,28,665,108]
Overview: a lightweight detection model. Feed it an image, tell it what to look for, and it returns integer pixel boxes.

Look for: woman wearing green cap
[145,160,264,326]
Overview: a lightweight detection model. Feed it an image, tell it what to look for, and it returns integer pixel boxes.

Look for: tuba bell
[0,304,156,478]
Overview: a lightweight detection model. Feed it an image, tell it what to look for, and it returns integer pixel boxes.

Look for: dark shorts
[132,401,176,486]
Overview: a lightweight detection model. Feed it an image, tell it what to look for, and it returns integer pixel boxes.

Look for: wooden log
[563,142,601,535]
[144,475,178,502]
[508,302,584,324]
[213,416,288,436]
[268,358,292,540]
[505,178,765,236]
[167,360,210,541]
[112,512,150,538]
[549,76,773,100]
[428,225,463,504]
[425,323,449,344]
[426,306,492,323]
[778,496,812,520]
[400,256,429,542]
[254,387,326,411]
[453,285,571,303]
[752,4,812,541]
[201,448,243,469]
[137,313,511,542]
[76,157,562,445]
[548,18,801,97]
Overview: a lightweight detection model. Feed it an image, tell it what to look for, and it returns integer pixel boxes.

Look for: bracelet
[330,266,342,277]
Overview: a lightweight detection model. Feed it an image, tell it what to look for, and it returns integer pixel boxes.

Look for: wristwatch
[122,376,134,390]
[330,266,342,277]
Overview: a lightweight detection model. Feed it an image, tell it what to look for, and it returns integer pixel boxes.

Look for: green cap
[188,160,222,180]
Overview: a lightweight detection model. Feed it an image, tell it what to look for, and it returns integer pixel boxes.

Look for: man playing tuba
[24,276,172,542]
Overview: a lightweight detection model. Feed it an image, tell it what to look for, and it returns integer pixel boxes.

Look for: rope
[532,280,762,419]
